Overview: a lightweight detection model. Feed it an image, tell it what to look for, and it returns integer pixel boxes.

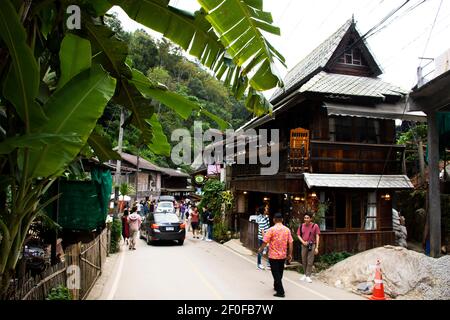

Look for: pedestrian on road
[206,208,214,242]
[297,212,320,283]
[201,206,209,240]
[180,201,187,221]
[258,212,293,298]
[149,200,155,213]
[190,206,200,239]
[127,207,142,250]
[121,209,130,245]
[186,204,192,232]
[256,207,270,270]
[134,201,142,215]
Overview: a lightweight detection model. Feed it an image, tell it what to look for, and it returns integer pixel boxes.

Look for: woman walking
[121,208,130,245]
[190,206,200,239]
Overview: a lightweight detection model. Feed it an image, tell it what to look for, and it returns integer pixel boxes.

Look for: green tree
[0,0,285,297]
[129,30,159,73]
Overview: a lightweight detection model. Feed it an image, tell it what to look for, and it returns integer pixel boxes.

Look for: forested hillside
[97,14,252,169]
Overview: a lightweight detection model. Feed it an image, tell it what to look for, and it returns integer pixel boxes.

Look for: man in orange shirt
[258,212,293,298]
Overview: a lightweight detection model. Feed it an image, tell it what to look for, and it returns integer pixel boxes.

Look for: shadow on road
[141,240,180,247]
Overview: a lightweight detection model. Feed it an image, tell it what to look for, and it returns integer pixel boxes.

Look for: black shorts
[191,222,199,230]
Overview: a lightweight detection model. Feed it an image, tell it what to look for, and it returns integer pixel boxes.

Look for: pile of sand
[317,246,450,300]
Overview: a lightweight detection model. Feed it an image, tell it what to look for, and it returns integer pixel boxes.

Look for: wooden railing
[239,219,259,252]
[232,140,406,177]
[309,140,406,175]
[7,228,110,300]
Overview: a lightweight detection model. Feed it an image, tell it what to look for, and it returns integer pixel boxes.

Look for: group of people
[255,208,320,298]
[120,198,216,248]
[178,200,215,241]
[121,205,143,251]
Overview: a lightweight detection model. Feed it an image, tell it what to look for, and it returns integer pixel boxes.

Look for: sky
[109,0,450,97]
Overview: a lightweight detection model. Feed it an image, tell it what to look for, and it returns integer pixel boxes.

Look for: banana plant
[0,0,284,297]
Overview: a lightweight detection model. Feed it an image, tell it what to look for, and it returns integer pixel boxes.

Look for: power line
[324,0,414,72]
[381,12,450,71]
[420,0,444,67]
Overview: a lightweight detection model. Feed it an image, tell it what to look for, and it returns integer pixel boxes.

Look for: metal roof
[120,153,189,177]
[303,173,414,189]
[271,20,353,102]
[300,72,407,98]
[323,102,426,122]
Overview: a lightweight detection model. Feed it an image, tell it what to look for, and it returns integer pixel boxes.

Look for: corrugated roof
[271,20,353,102]
[303,173,414,189]
[121,152,161,172]
[300,72,407,98]
[323,102,426,122]
[120,153,189,177]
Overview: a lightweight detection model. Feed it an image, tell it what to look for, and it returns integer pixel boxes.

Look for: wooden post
[135,148,140,202]
[426,111,441,257]
[418,140,426,185]
[65,243,81,300]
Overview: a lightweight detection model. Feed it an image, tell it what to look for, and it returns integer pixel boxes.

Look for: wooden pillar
[418,140,426,185]
[427,111,441,257]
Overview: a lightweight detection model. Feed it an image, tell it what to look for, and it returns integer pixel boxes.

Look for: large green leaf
[132,68,230,130]
[199,0,285,91]
[113,0,285,115]
[0,133,81,155]
[29,65,116,178]
[147,114,170,156]
[84,20,131,79]
[200,109,230,131]
[88,133,121,162]
[131,69,196,120]
[246,87,272,117]
[57,33,92,90]
[114,80,154,144]
[0,0,46,129]
[111,1,222,69]
[84,20,155,143]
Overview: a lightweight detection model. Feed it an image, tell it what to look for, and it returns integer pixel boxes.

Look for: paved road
[89,233,363,300]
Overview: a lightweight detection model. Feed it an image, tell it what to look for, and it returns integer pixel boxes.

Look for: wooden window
[332,116,381,143]
[328,118,336,142]
[333,191,369,231]
[338,47,367,66]
[334,117,353,142]
[351,193,363,229]
[364,192,377,230]
[335,192,347,230]
[320,191,335,231]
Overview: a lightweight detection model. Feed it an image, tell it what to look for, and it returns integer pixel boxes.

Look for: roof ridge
[289,19,353,74]
[271,19,353,102]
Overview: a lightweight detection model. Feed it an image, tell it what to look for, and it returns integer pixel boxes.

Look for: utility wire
[420,0,444,67]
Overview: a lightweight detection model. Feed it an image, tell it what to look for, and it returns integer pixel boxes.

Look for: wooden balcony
[231,140,406,177]
[308,140,406,175]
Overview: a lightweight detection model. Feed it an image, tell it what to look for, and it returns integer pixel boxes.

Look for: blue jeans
[257,239,263,265]
[207,224,213,240]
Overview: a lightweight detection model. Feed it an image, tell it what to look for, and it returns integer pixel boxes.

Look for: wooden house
[111,152,192,201]
[231,19,426,253]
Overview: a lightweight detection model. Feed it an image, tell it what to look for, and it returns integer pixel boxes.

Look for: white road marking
[221,244,332,300]
[106,248,125,300]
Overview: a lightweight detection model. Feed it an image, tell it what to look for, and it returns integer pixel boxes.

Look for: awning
[323,102,427,122]
[303,173,414,189]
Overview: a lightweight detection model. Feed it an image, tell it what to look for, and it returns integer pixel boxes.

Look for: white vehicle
[156,201,175,213]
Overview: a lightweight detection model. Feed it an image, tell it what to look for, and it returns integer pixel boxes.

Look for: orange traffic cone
[370,259,386,300]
